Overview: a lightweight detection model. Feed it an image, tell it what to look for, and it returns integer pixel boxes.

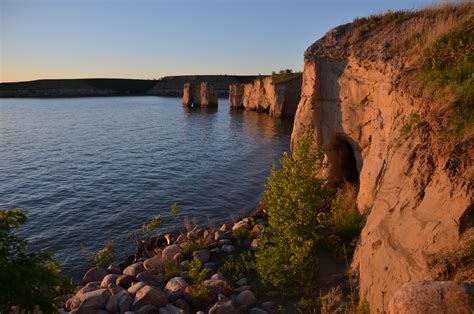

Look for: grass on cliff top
[271,71,302,84]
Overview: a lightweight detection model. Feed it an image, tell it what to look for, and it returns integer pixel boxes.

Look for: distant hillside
[0,75,258,98]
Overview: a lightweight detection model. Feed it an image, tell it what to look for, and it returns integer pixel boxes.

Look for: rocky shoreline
[59,212,280,314]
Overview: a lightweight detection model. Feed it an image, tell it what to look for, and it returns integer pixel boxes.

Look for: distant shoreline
[0,76,258,98]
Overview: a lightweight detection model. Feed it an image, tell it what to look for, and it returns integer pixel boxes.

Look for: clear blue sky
[1,0,439,82]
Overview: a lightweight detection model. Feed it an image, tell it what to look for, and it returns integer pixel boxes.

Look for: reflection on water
[0,96,292,279]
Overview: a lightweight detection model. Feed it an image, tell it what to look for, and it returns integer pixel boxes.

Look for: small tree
[255,127,333,293]
[0,209,72,312]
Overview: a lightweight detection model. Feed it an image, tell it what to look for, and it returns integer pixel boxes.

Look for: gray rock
[214,230,226,241]
[135,285,168,309]
[219,224,228,232]
[209,298,239,314]
[137,270,166,286]
[193,249,211,263]
[83,267,107,284]
[233,285,251,294]
[261,301,275,310]
[388,280,474,314]
[249,307,268,314]
[123,262,145,277]
[201,279,233,296]
[65,295,81,311]
[158,304,185,314]
[218,239,232,246]
[101,274,119,288]
[221,245,235,253]
[250,239,259,251]
[116,274,135,289]
[107,264,122,275]
[236,278,247,286]
[79,288,111,309]
[252,224,265,234]
[211,272,226,280]
[232,220,249,231]
[162,244,182,262]
[164,277,188,301]
[174,298,190,311]
[137,304,158,314]
[128,281,146,296]
[235,290,256,307]
[180,260,190,271]
[143,257,165,273]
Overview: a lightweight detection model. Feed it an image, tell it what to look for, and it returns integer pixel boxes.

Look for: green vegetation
[188,257,206,283]
[255,127,364,297]
[401,113,427,137]
[92,240,115,268]
[164,259,180,280]
[0,209,72,313]
[127,214,164,246]
[423,27,474,106]
[354,9,417,26]
[187,284,213,309]
[271,69,302,84]
[220,251,255,282]
[420,26,474,138]
[255,127,332,292]
[170,203,180,218]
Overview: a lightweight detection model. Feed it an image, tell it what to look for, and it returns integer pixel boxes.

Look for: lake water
[0,96,293,279]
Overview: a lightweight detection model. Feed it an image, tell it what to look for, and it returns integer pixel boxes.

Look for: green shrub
[182,240,200,257]
[188,257,206,283]
[326,191,365,241]
[164,260,180,280]
[128,214,164,247]
[0,209,73,312]
[93,240,114,268]
[220,251,255,282]
[255,126,333,293]
[187,284,213,309]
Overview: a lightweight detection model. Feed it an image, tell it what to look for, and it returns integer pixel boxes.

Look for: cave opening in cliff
[331,136,359,189]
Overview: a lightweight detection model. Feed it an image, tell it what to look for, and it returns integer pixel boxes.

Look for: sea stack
[229,75,301,118]
[182,82,218,107]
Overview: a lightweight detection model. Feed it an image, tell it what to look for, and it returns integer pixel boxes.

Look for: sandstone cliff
[291,4,473,312]
[229,75,301,118]
[182,82,218,107]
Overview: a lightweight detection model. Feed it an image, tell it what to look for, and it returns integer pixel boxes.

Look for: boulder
[158,304,185,314]
[136,304,158,314]
[235,290,256,307]
[249,307,268,314]
[388,281,474,314]
[83,267,107,284]
[221,245,235,253]
[201,279,233,296]
[144,256,165,273]
[116,274,135,289]
[79,288,111,309]
[164,277,189,301]
[162,244,182,262]
[107,264,122,275]
[65,295,82,311]
[123,262,145,277]
[101,274,119,288]
[128,282,146,296]
[232,220,249,232]
[209,297,239,314]
[193,249,211,264]
[136,270,166,286]
[135,285,168,309]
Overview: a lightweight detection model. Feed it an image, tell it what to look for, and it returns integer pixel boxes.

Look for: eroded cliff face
[229,76,301,118]
[292,11,473,312]
[182,82,218,107]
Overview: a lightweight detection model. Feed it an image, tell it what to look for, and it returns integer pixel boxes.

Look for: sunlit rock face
[182,82,218,107]
[229,76,301,118]
[291,19,473,312]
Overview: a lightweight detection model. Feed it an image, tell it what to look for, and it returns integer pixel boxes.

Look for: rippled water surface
[0,96,293,278]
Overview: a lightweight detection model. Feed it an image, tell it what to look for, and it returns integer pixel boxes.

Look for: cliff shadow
[182,106,218,115]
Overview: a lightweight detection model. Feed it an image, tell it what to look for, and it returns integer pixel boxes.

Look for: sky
[1,0,440,83]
